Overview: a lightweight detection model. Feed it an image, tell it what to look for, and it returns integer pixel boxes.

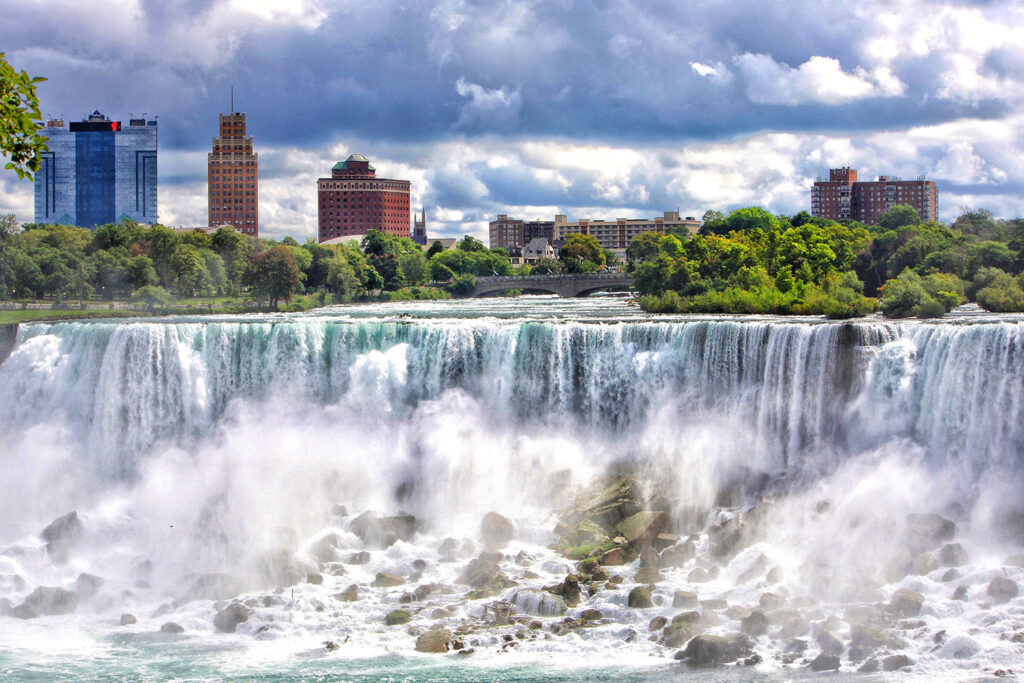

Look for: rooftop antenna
[231,86,234,114]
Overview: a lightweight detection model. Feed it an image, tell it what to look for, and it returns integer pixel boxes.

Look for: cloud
[690,61,733,85]
[454,79,522,131]
[732,53,905,105]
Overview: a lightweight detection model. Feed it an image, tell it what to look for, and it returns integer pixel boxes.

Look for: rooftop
[332,153,374,171]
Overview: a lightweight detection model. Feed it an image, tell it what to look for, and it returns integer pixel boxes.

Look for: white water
[0,297,1022,680]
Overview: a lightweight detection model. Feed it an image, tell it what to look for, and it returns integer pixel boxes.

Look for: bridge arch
[469,274,634,298]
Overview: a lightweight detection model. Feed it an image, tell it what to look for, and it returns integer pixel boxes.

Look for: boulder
[349,512,417,548]
[660,542,695,567]
[677,633,753,667]
[616,511,669,545]
[306,573,323,585]
[415,628,451,653]
[372,572,404,588]
[40,512,83,561]
[673,591,699,609]
[939,543,968,567]
[1003,554,1024,568]
[336,584,359,602]
[510,589,567,616]
[213,602,251,633]
[809,654,840,671]
[17,586,78,617]
[579,608,602,621]
[120,613,137,626]
[458,553,505,589]
[889,588,924,617]
[600,548,625,566]
[628,586,653,608]
[987,576,1019,604]
[952,585,968,601]
[160,622,184,633]
[911,553,939,575]
[385,609,411,625]
[649,616,668,631]
[309,533,342,563]
[904,513,956,554]
[883,654,912,671]
[75,573,103,600]
[816,629,843,656]
[759,592,784,611]
[480,512,514,549]
[740,610,769,637]
[568,474,642,533]
[858,658,880,673]
[544,574,581,607]
[635,567,661,584]
[345,551,370,565]
[708,512,753,560]
[663,611,703,647]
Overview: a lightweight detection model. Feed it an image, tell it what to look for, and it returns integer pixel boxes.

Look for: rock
[600,547,625,566]
[725,605,750,621]
[889,588,924,617]
[544,574,581,607]
[701,598,727,611]
[952,585,968,601]
[635,566,661,584]
[1003,554,1024,567]
[119,613,137,626]
[336,584,359,602]
[663,611,703,647]
[654,532,679,551]
[708,512,753,560]
[765,566,783,583]
[810,654,840,671]
[40,511,83,559]
[649,616,668,631]
[329,504,348,517]
[160,622,184,634]
[904,513,956,554]
[510,589,567,616]
[481,512,515,549]
[568,474,643,534]
[687,567,714,583]
[306,573,323,585]
[616,511,669,545]
[659,542,695,567]
[816,629,843,656]
[736,554,770,584]
[385,609,411,626]
[415,628,451,653]
[309,533,342,563]
[458,552,505,589]
[349,512,417,548]
[372,572,404,588]
[740,610,769,637]
[858,658,880,673]
[939,543,968,567]
[882,654,912,671]
[987,576,1019,604]
[75,573,103,600]
[186,573,239,601]
[639,547,660,568]
[579,608,602,621]
[17,586,78,617]
[677,633,753,667]
[213,602,251,633]
[324,640,340,650]
[673,591,699,609]
[344,551,370,565]
[941,568,959,582]
[911,553,939,575]
[628,586,653,608]
[759,592,784,611]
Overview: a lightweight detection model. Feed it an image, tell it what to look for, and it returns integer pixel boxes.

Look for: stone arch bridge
[470,274,634,298]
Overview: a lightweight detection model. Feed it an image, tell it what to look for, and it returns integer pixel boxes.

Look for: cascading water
[0,297,1021,681]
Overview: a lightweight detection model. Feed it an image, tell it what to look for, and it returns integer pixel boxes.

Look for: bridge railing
[474,273,633,284]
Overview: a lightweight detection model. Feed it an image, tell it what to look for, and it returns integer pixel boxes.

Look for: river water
[0,296,1021,681]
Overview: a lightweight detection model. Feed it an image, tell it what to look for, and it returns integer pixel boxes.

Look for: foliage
[974,270,1024,312]
[530,257,563,275]
[244,246,300,307]
[0,53,47,180]
[876,205,921,231]
[879,269,955,318]
[559,233,606,273]
[382,286,451,301]
[448,273,476,296]
[131,284,171,310]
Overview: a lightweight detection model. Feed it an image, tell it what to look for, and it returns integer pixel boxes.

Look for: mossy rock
[385,609,412,625]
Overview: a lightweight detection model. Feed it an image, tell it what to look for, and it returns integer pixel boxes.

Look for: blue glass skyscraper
[34,111,157,228]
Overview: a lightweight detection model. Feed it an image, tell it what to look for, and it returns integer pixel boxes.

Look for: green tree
[724,207,779,235]
[131,284,171,311]
[170,244,207,296]
[426,240,446,259]
[876,205,921,230]
[530,257,563,275]
[399,250,428,286]
[559,233,606,273]
[245,246,299,307]
[457,235,486,252]
[0,53,47,180]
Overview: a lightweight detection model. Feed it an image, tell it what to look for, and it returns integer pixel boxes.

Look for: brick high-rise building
[317,154,411,242]
[811,167,938,225]
[208,112,258,235]
[34,110,158,228]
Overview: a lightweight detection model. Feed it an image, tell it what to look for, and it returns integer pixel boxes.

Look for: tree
[559,233,606,273]
[244,246,299,307]
[426,240,446,259]
[725,207,779,234]
[399,250,428,286]
[876,205,920,230]
[530,257,562,275]
[700,210,726,235]
[131,284,171,311]
[457,235,486,252]
[0,53,47,180]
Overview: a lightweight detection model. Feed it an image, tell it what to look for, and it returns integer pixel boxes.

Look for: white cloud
[690,61,733,85]
[454,78,522,130]
[732,53,904,105]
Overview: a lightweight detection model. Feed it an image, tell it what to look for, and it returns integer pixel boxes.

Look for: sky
[1,0,1023,242]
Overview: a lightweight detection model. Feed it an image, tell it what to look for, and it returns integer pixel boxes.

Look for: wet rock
[635,567,662,584]
[725,605,750,621]
[649,616,667,631]
[309,533,342,563]
[481,512,515,549]
[639,547,660,568]
[16,586,78,617]
[809,654,840,671]
[415,628,451,653]
[213,602,251,633]
[385,609,411,626]
[324,640,340,650]
[458,552,507,589]
[544,574,581,607]
[510,589,567,616]
[663,611,703,647]
[882,654,912,671]
[628,586,653,608]
[336,584,359,602]
[567,474,642,534]
[941,568,960,582]
[659,542,695,567]
[40,511,83,559]
[939,543,968,567]
[701,598,727,611]
[600,548,625,566]
[120,613,137,625]
[349,512,417,548]
[737,554,770,583]
[776,614,809,639]
[160,622,184,634]
[816,628,843,656]
[1003,554,1024,568]
[904,513,956,554]
[677,633,753,667]
[687,567,716,583]
[765,566,783,583]
[673,591,699,609]
[329,504,348,517]
[616,511,669,545]
[911,553,939,575]
[740,610,769,637]
[75,573,103,600]
[372,572,404,588]
[654,532,680,551]
[257,548,308,587]
[952,585,968,601]
[759,592,784,611]
[579,608,602,621]
[987,576,1019,604]
[306,573,323,585]
[858,658,880,673]
[889,588,924,617]
[186,573,239,601]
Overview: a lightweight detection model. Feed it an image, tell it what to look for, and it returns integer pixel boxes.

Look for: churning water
[0,296,1021,681]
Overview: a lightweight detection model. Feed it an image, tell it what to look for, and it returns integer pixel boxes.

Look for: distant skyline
[2,0,1023,241]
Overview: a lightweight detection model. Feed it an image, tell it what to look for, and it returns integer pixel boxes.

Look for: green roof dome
[332,153,375,171]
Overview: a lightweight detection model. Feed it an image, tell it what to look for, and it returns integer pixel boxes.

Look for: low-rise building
[553,211,700,251]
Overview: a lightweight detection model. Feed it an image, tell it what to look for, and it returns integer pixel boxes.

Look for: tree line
[629,205,1024,318]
